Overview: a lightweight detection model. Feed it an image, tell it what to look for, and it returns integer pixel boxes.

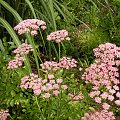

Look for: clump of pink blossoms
[7,43,33,69]
[93,43,120,60]
[59,57,77,69]
[81,109,115,120]
[13,43,33,55]
[0,109,10,120]
[82,43,120,104]
[14,19,47,35]
[40,61,60,71]
[40,57,77,71]
[7,55,25,69]
[20,73,68,98]
[47,30,70,43]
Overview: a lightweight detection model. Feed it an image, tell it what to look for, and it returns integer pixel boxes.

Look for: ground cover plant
[0,0,120,120]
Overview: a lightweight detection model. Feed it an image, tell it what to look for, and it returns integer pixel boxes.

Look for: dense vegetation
[0,0,120,119]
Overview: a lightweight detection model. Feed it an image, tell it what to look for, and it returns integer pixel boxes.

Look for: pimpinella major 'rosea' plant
[0,18,91,120]
[81,43,120,119]
[1,16,120,120]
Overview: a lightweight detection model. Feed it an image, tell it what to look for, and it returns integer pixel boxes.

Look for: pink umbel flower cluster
[68,92,84,101]
[89,85,120,105]
[14,19,47,35]
[81,109,115,120]
[82,43,120,107]
[59,57,77,69]
[13,43,33,55]
[8,43,33,69]
[40,57,77,71]
[0,109,9,120]
[93,43,120,60]
[47,30,70,43]
[40,61,60,71]
[82,60,119,89]
[20,73,68,98]
[7,55,25,69]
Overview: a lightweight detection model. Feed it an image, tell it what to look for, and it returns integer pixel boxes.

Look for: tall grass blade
[0,0,22,22]
[48,0,56,30]
[0,39,7,58]
[25,0,37,18]
[0,17,21,46]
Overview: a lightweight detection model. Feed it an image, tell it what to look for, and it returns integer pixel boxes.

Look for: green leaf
[11,90,16,97]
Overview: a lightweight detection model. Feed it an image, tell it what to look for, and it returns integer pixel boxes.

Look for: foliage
[0,0,120,120]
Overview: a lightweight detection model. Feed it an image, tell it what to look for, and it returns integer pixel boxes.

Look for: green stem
[58,43,60,61]
[51,42,59,59]
[35,96,44,120]
[31,37,41,76]
[61,42,66,56]
[39,29,48,56]
[48,41,52,60]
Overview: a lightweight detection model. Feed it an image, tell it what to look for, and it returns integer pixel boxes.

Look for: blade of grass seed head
[0,18,31,73]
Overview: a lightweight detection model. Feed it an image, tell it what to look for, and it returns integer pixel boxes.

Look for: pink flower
[34,89,41,95]
[56,79,62,84]
[14,19,47,35]
[109,89,116,95]
[0,109,10,120]
[42,93,51,98]
[47,30,70,43]
[13,43,33,55]
[115,100,120,106]
[108,95,114,101]
[48,74,55,79]
[41,26,47,30]
[50,80,55,84]
[68,93,74,97]
[31,30,38,36]
[89,92,96,98]
[116,92,120,98]
[94,97,101,103]
[53,90,60,96]
[100,92,108,99]
[7,55,25,69]
[61,85,68,90]
[79,67,83,71]
[102,103,110,110]
[53,84,59,89]
[113,85,119,90]
[59,57,77,69]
